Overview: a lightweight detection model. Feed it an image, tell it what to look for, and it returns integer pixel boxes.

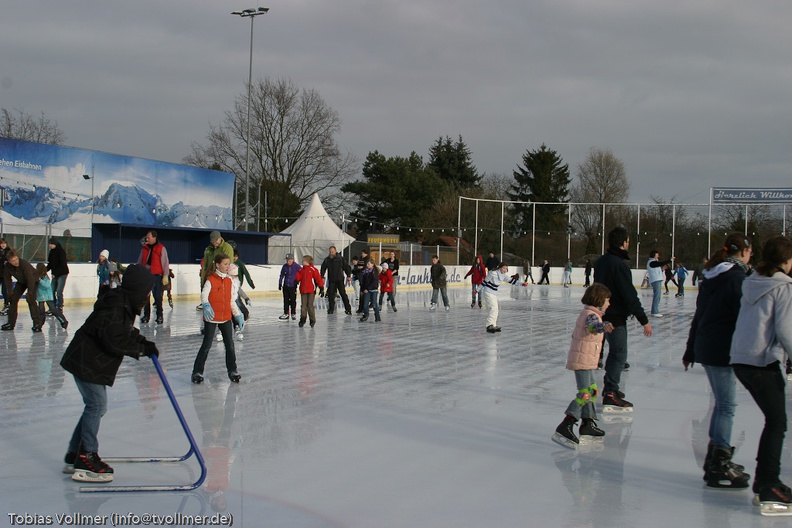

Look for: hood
[121,264,155,313]
[741,272,792,306]
[703,262,734,280]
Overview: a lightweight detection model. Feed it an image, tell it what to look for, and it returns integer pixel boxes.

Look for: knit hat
[381,262,388,269]
[48,237,59,245]
[209,231,222,243]
[121,264,155,314]
[285,253,294,260]
[228,264,238,276]
[100,249,110,260]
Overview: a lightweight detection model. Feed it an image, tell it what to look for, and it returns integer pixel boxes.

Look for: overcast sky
[2,0,791,205]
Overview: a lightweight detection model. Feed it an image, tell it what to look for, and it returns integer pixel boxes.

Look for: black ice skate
[579,418,605,440]
[191,372,204,384]
[229,371,241,383]
[702,443,745,482]
[706,446,750,489]
[757,483,792,516]
[72,452,114,483]
[551,415,579,449]
[63,451,77,474]
[601,391,633,413]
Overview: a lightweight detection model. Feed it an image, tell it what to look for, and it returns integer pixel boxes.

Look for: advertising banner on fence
[0,137,234,234]
[711,187,792,204]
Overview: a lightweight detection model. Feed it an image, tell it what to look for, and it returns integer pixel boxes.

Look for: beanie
[121,264,155,313]
[209,231,222,243]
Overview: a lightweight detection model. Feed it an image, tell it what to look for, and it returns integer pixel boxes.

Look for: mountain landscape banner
[0,137,234,234]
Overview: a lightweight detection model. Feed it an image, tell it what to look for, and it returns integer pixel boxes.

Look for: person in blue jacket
[278,253,301,321]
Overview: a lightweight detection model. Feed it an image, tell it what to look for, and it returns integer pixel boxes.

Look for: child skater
[359,259,381,322]
[228,264,249,341]
[96,250,111,298]
[192,254,245,384]
[552,283,614,449]
[464,254,486,308]
[378,262,397,312]
[60,264,159,482]
[294,255,324,328]
[730,236,792,514]
[35,263,68,329]
[481,262,511,333]
[278,253,300,321]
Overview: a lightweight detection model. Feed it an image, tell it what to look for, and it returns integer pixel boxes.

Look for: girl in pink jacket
[552,283,614,449]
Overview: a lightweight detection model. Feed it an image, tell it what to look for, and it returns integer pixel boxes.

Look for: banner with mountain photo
[0,137,234,234]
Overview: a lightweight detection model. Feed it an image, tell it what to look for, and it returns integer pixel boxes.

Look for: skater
[96,250,111,298]
[294,255,324,328]
[730,236,792,513]
[350,256,361,305]
[539,260,551,285]
[35,263,69,329]
[682,234,752,488]
[485,251,499,272]
[378,262,397,312]
[584,258,592,287]
[320,245,352,315]
[355,248,370,313]
[523,258,535,284]
[228,264,249,341]
[46,236,69,312]
[552,283,613,449]
[481,262,511,333]
[278,253,300,320]
[593,227,653,412]
[382,251,400,300]
[464,254,486,308]
[2,250,44,332]
[663,262,678,294]
[200,231,234,288]
[0,238,10,315]
[137,230,169,324]
[562,259,573,287]
[60,264,159,482]
[359,260,381,322]
[164,269,175,308]
[191,254,245,384]
[647,250,673,316]
[675,261,689,297]
[429,255,450,311]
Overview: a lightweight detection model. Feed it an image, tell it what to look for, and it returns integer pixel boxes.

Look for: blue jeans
[677,277,686,296]
[703,365,737,448]
[52,274,67,309]
[564,370,599,420]
[651,281,662,314]
[143,275,163,319]
[603,325,628,393]
[431,287,449,307]
[68,376,108,453]
[362,291,380,318]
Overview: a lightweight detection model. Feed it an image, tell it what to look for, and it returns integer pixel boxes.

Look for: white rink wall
[48,264,651,302]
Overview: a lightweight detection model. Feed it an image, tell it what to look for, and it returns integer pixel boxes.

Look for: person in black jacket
[2,250,44,332]
[60,264,158,482]
[320,245,352,315]
[593,227,653,411]
[0,238,10,314]
[359,259,381,322]
[683,234,752,488]
[46,237,70,311]
[539,260,551,285]
[485,251,499,272]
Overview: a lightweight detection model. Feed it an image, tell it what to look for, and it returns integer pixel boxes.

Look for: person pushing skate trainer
[60,264,160,483]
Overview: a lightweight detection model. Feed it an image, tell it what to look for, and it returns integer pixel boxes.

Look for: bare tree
[0,108,65,145]
[185,77,358,228]
[570,147,630,254]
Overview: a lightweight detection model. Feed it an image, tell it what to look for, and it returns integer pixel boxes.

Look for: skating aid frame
[80,355,207,493]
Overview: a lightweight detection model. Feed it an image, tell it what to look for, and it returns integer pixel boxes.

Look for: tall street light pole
[231,6,269,232]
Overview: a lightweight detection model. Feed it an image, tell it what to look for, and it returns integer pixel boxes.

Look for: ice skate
[486,325,497,333]
[705,446,750,489]
[601,391,633,413]
[551,415,579,449]
[168,296,173,309]
[279,313,289,320]
[71,452,114,483]
[191,372,204,384]
[228,371,241,383]
[758,483,792,516]
[579,418,605,439]
[235,329,244,341]
[703,444,745,481]
[429,303,437,311]
[216,332,223,342]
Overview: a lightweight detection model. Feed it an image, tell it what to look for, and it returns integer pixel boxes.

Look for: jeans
[651,281,662,314]
[677,277,686,296]
[52,274,67,309]
[362,291,380,319]
[703,365,737,448]
[564,370,599,420]
[193,320,237,375]
[144,275,164,319]
[68,376,108,453]
[733,362,787,488]
[603,325,628,393]
[431,287,449,307]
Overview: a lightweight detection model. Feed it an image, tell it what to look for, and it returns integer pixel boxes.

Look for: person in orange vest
[137,230,170,324]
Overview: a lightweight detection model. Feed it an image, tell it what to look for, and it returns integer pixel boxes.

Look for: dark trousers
[193,320,237,376]
[52,274,67,309]
[282,285,297,315]
[38,301,67,326]
[326,280,350,313]
[143,274,164,320]
[8,283,42,327]
[733,362,787,488]
[603,325,628,393]
[539,271,549,284]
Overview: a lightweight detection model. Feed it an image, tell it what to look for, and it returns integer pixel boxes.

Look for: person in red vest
[137,230,170,324]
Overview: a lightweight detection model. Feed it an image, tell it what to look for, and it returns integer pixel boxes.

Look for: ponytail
[705,233,750,270]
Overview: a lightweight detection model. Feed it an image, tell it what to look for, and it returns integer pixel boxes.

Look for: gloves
[233,314,245,331]
[202,303,215,321]
[142,341,159,358]
[278,284,282,291]
[318,287,325,298]
[162,274,169,285]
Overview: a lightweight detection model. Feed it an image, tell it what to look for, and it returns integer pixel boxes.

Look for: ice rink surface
[0,284,787,527]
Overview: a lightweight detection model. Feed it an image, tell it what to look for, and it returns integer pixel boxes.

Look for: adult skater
[485,251,499,272]
[523,258,535,284]
[60,264,159,482]
[539,259,551,285]
[593,226,652,412]
[683,234,752,488]
[730,236,792,513]
[320,245,352,315]
[1,250,44,332]
[137,230,169,324]
[464,254,486,308]
[481,262,511,333]
[429,255,450,311]
[584,258,592,287]
[646,250,673,317]
[46,236,69,312]
[278,253,300,320]
[562,259,573,287]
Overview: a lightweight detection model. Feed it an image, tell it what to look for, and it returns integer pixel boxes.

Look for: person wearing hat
[2,249,45,332]
[200,231,234,288]
[378,262,397,312]
[96,250,111,298]
[60,264,159,482]
[46,236,70,312]
[137,230,170,324]
[278,253,301,321]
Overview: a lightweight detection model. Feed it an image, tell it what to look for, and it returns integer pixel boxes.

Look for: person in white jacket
[481,262,511,333]
[730,236,792,511]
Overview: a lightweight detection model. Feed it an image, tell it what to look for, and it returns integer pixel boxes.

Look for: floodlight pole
[232,6,269,231]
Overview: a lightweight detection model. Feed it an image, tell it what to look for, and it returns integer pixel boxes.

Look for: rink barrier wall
[22,264,651,303]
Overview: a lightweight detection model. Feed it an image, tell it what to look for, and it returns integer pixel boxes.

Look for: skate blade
[579,435,605,445]
[71,470,114,483]
[705,479,750,490]
[760,502,792,516]
[601,414,633,424]
[551,433,578,450]
[602,405,634,413]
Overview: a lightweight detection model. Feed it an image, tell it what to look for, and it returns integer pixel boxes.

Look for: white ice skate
[235,330,244,341]
[71,470,114,483]
[759,501,792,516]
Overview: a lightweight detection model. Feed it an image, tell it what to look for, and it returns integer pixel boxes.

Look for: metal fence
[0,223,92,262]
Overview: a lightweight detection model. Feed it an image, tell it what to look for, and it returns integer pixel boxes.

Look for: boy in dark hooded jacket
[60,264,159,482]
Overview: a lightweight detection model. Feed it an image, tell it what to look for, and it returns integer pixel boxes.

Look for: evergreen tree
[508,144,571,232]
[427,135,480,189]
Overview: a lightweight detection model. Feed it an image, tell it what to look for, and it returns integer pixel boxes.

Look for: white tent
[267,193,355,264]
